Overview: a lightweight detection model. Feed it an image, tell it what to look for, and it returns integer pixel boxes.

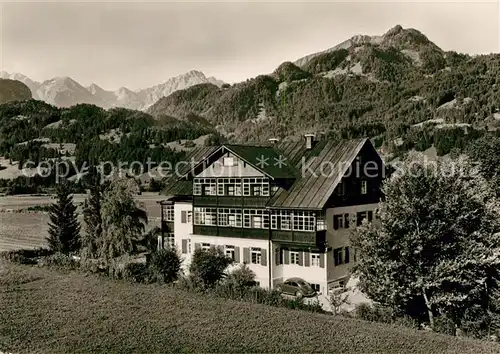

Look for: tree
[46,181,81,254]
[148,248,182,283]
[81,166,103,258]
[190,246,233,289]
[99,177,148,262]
[352,153,500,334]
[467,135,500,196]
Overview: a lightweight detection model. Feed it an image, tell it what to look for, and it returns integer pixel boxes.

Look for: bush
[148,248,181,283]
[41,252,80,270]
[79,257,107,274]
[123,262,150,283]
[354,303,420,329]
[189,247,233,289]
[355,303,394,324]
[0,248,52,265]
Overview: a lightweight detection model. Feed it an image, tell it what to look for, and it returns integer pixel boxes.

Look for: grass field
[0,193,165,252]
[1,261,500,354]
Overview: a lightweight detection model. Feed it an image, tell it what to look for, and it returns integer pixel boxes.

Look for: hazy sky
[1,1,499,90]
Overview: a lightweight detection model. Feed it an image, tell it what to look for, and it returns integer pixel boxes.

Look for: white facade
[167,200,379,293]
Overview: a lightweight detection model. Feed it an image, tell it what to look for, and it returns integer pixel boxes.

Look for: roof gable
[180,144,298,180]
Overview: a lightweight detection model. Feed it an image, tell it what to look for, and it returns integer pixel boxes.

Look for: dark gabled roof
[161,137,377,210]
[162,146,219,197]
[268,138,368,210]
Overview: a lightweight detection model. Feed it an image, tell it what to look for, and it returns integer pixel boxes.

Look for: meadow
[0,193,164,252]
[1,261,500,354]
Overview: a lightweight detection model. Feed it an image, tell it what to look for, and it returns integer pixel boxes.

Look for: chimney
[268,138,280,145]
[304,133,315,150]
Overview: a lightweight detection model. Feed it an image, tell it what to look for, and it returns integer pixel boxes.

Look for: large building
[159,135,386,295]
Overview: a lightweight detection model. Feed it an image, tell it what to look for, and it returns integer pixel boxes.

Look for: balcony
[192,225,268,240]
[271,230,326,248]
[193,195,269,208]
[191,225,326,247]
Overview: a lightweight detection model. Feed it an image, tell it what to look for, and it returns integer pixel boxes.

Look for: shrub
[148,248,181,283]
[189,246,233,289]
[355,303,394,324]
[0,248,52,265]
[41,252,80,270]
[123,262,150,283]
[79,257,108,274]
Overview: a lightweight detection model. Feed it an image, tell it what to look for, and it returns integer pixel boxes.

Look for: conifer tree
[47,181,81,254]
[82,166,103,258]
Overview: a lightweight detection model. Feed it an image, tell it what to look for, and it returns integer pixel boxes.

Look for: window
[333,214,350,230]
[223,157,235,166]
[357,211,368,226]
[311,253,320,267]
[290,251,300,265]
[280,211,291,230]
[292,211,315,231]
[201,243,211,251]
[193,179,202,195]
[216,178,242,196]
[166,233,175,249]
[218,208,242,227]
[164,205,174,222]
[316,212,327,231]
[334,247,350,266]
[310,283,320,293]
[193,207,217,225]
[181,210,192,223]
[243,178,270,197]
[251,248,262,264]
[367,210,373,222]
[225,245,235,260]
[243,209,269,229]
[361,180,368,195]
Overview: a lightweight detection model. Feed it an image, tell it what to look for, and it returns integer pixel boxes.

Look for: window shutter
[261,249,267,266]
[284,249,289,265]
[345,214,350,229]
[275,248,280,265]
[333,216,339,230]
[234,247,240,263]
[304,252,310,267]
[320,253,325,268]
[243,247,250,264]
[157,235,163,250]
[298,251,303,266]
[181,211,187,223]
[194,243,201,250]
[345,247,350,264]
[181,239,187,254]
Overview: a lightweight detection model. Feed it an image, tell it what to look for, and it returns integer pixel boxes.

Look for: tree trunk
[422,289,435,329]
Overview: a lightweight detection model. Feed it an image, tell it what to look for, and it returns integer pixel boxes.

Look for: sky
[1,1,499,90]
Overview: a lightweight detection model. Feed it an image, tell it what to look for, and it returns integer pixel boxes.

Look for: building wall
[270,243,328,294]
[325,203,379,284]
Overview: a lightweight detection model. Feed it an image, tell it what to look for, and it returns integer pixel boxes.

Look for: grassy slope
[1,261,499,354]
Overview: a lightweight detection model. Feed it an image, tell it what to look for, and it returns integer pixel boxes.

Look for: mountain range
[0,70,225,110]
[1,24,499,151]
[146,24,500,143]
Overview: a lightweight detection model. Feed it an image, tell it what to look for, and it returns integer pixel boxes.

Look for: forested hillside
[0,79,32,104]
[147,25,500,155]
[0,99,222,193]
